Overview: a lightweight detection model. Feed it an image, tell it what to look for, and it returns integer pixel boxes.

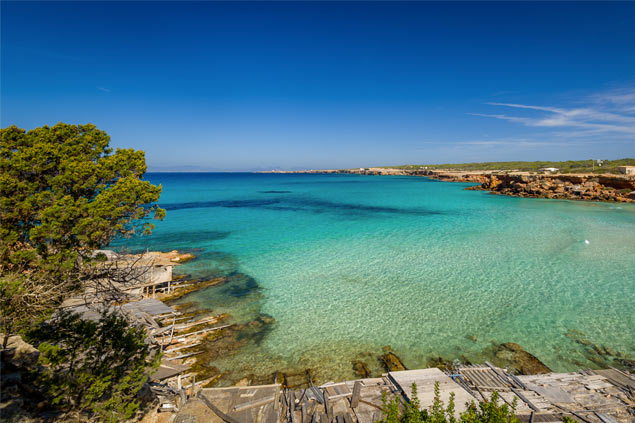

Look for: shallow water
[113,173,635,381]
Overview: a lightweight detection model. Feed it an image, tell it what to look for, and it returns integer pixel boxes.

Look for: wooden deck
[388,368,476,416]
[167,365,635,423]
[197,384,281,423]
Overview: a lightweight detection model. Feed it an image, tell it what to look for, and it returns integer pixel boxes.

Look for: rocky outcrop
[470,174,635,203]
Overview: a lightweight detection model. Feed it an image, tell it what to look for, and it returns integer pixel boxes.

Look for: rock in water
[352,360,371,378]
[380,352,407,372]
[494,343,551,374]
[426,356,453,371]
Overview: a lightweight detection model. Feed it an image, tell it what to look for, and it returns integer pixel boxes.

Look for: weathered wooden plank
[324,391,332,422]
[165,350,203,360]
[388,369,473,416]
[595,412,619,423]
[172,316,218,331]
[592,369,635,391]
[206,384,281,391]
[508,373,528,390]
[310,383,325,404]
[197,391,242,423]
[512,388,541,412]
[163,342,203,353]
[524,384,574,403]
[351,381,361,409]
[358,399,383,411]
[289,390,297,423]
[327,392,351,401]
[231,395,276,412]
[485,361,514,387]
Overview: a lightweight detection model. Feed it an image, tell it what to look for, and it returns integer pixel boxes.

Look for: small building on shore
[617,165,635,175]
[539,167,559,173]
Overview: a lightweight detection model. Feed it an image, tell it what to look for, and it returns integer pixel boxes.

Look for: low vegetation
[380,382,518,423]
[389,158,635,174]
[26,311,160,422]
[381,382,572,423]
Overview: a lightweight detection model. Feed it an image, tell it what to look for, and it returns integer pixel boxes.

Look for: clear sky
[2,1,635,171]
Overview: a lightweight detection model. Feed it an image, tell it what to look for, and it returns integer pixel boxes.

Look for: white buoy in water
[585,240,590,245]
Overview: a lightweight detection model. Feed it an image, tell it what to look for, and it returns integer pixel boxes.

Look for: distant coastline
[262,167,635,203]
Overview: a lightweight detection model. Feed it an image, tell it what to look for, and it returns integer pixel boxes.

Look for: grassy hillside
[388,158,635,174]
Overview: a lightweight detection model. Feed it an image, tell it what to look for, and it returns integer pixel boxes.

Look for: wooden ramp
[197,384,281,423]
[591,369,635,393]
[513,372,634,422]
[388,368,475,416]
[458,365,511,392]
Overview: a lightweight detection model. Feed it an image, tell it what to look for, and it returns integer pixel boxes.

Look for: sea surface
[112,172,635,381]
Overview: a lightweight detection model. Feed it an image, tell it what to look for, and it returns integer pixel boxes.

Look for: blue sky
[2,1,635,171]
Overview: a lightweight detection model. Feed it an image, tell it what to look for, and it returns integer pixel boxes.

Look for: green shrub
[27,310,160,422]
[380,381,582,423]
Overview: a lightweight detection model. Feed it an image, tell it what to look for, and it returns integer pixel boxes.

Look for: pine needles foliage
[26,310,160,422]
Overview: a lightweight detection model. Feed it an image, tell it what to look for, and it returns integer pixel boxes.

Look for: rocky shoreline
[265,168,635,203]
[466,172,635,202]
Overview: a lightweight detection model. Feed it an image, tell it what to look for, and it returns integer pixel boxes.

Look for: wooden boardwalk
[196,384,281,423]
[388,368,475,416]
[169,366,635,423]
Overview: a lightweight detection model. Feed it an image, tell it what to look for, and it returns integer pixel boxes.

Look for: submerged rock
[603,346,617,357]
[380,352,407,372]
[259,314,275,325]
[352,360,371,378]
[563,329,629,369]
[614,358,635,372]
[493,342,551,375]
[426,356,453,371]
[246,314,274,329]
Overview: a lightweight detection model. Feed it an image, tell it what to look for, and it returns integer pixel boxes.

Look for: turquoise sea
[113,173,635,381]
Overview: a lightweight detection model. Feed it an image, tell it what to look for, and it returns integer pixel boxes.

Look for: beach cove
[112,172,635,384]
